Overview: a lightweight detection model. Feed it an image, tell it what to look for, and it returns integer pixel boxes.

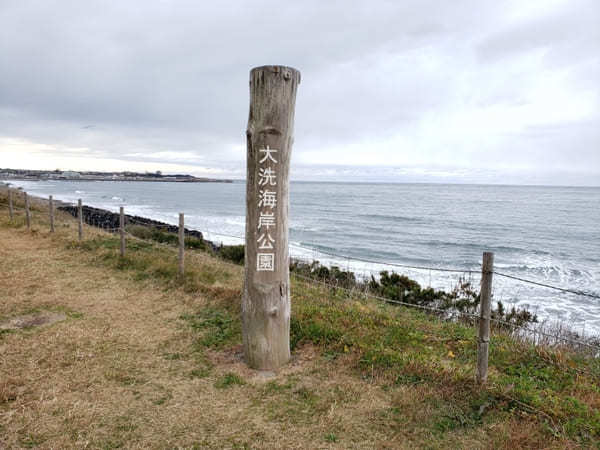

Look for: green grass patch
[67,234,236,295]
[181,307,240,350]
[126,224,209,251]
[216,245,244,265]
[215,372,245,389]
[188,367,211,379]
[8,195,595,447]
[324,433,338,443]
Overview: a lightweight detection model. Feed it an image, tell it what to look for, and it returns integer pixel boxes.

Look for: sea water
[8,179,600,334]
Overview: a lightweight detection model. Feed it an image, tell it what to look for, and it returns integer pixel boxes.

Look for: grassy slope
[0,193,599,449]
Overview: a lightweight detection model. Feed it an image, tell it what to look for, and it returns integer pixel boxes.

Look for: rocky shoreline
[0,181,235,256]
[1,170,233,183]
[0,182,579,346]
[1,181,225,252]
[58,204,220,251]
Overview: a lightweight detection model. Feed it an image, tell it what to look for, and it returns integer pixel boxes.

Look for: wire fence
[291,272,600,351]
[1,189,599,359]
[183,225,600,351]
[493,271,600,300]
[126,221,600,354]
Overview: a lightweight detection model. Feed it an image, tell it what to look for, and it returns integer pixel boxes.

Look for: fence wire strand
[291,272,600,352]
[494,271,600,300]
[2,192,599,353]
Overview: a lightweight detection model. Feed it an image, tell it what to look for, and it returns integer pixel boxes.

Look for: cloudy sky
[1,0,598,185]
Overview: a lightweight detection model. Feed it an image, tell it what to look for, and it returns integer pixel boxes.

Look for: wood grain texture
[243,65,301,370]
[477,251,494,384]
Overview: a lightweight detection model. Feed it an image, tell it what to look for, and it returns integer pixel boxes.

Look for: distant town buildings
[0,168,232,183]
[61,171,81,179]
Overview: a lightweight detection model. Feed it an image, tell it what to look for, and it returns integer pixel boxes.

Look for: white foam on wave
[6,179,599,335]
[203,232,244,246]
[224,216,245,226]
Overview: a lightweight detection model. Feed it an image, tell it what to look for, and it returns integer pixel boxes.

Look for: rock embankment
[59,205,206,241]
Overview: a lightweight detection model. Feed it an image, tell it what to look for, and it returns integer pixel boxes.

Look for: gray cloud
[0,0,598,185]
[476,0,600,65]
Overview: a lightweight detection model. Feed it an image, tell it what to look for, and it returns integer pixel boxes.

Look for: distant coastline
[0,168,233,183]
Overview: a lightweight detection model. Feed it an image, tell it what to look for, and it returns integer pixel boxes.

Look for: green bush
[126,224,207,250]
[218,245,245,265]
[290,261,537,327]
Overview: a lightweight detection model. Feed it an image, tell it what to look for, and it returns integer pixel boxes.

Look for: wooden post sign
[477,252,494,384]
[242,65,301,370]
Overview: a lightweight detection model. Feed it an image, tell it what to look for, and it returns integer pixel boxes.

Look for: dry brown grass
[0,208,399,449]
[0,193,594,448]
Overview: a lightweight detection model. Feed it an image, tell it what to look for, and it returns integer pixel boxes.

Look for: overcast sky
[1,0,599,185]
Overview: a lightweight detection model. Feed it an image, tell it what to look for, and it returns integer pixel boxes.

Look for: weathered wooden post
[178,213,185,278]
[78,199,83,241]
[49,195,55,233]
[477,251,494,384]
[242,65,301,370]
[24,192,31,230]
[8,188,13,220]
[119,206,126,257]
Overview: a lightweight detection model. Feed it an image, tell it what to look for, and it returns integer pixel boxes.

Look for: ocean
[7,179,600,334]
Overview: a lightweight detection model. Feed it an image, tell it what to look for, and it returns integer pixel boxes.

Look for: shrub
[127,224,207,250]
[290,260,537,327]
[218,245,245,265]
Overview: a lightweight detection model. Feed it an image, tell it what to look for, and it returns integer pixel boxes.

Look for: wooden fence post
[120,206,126,257]
[178,213,185,278]
[477,251,494,385]
[78,199,83,241]
[242,65,301,370]
[24,192,31,230]
[49,195,55,233]
[8,188,13,220]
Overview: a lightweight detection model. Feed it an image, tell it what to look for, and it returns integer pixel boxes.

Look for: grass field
[1,191,599,448]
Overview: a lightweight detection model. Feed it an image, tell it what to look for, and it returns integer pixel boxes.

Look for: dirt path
[0,227,400,449]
